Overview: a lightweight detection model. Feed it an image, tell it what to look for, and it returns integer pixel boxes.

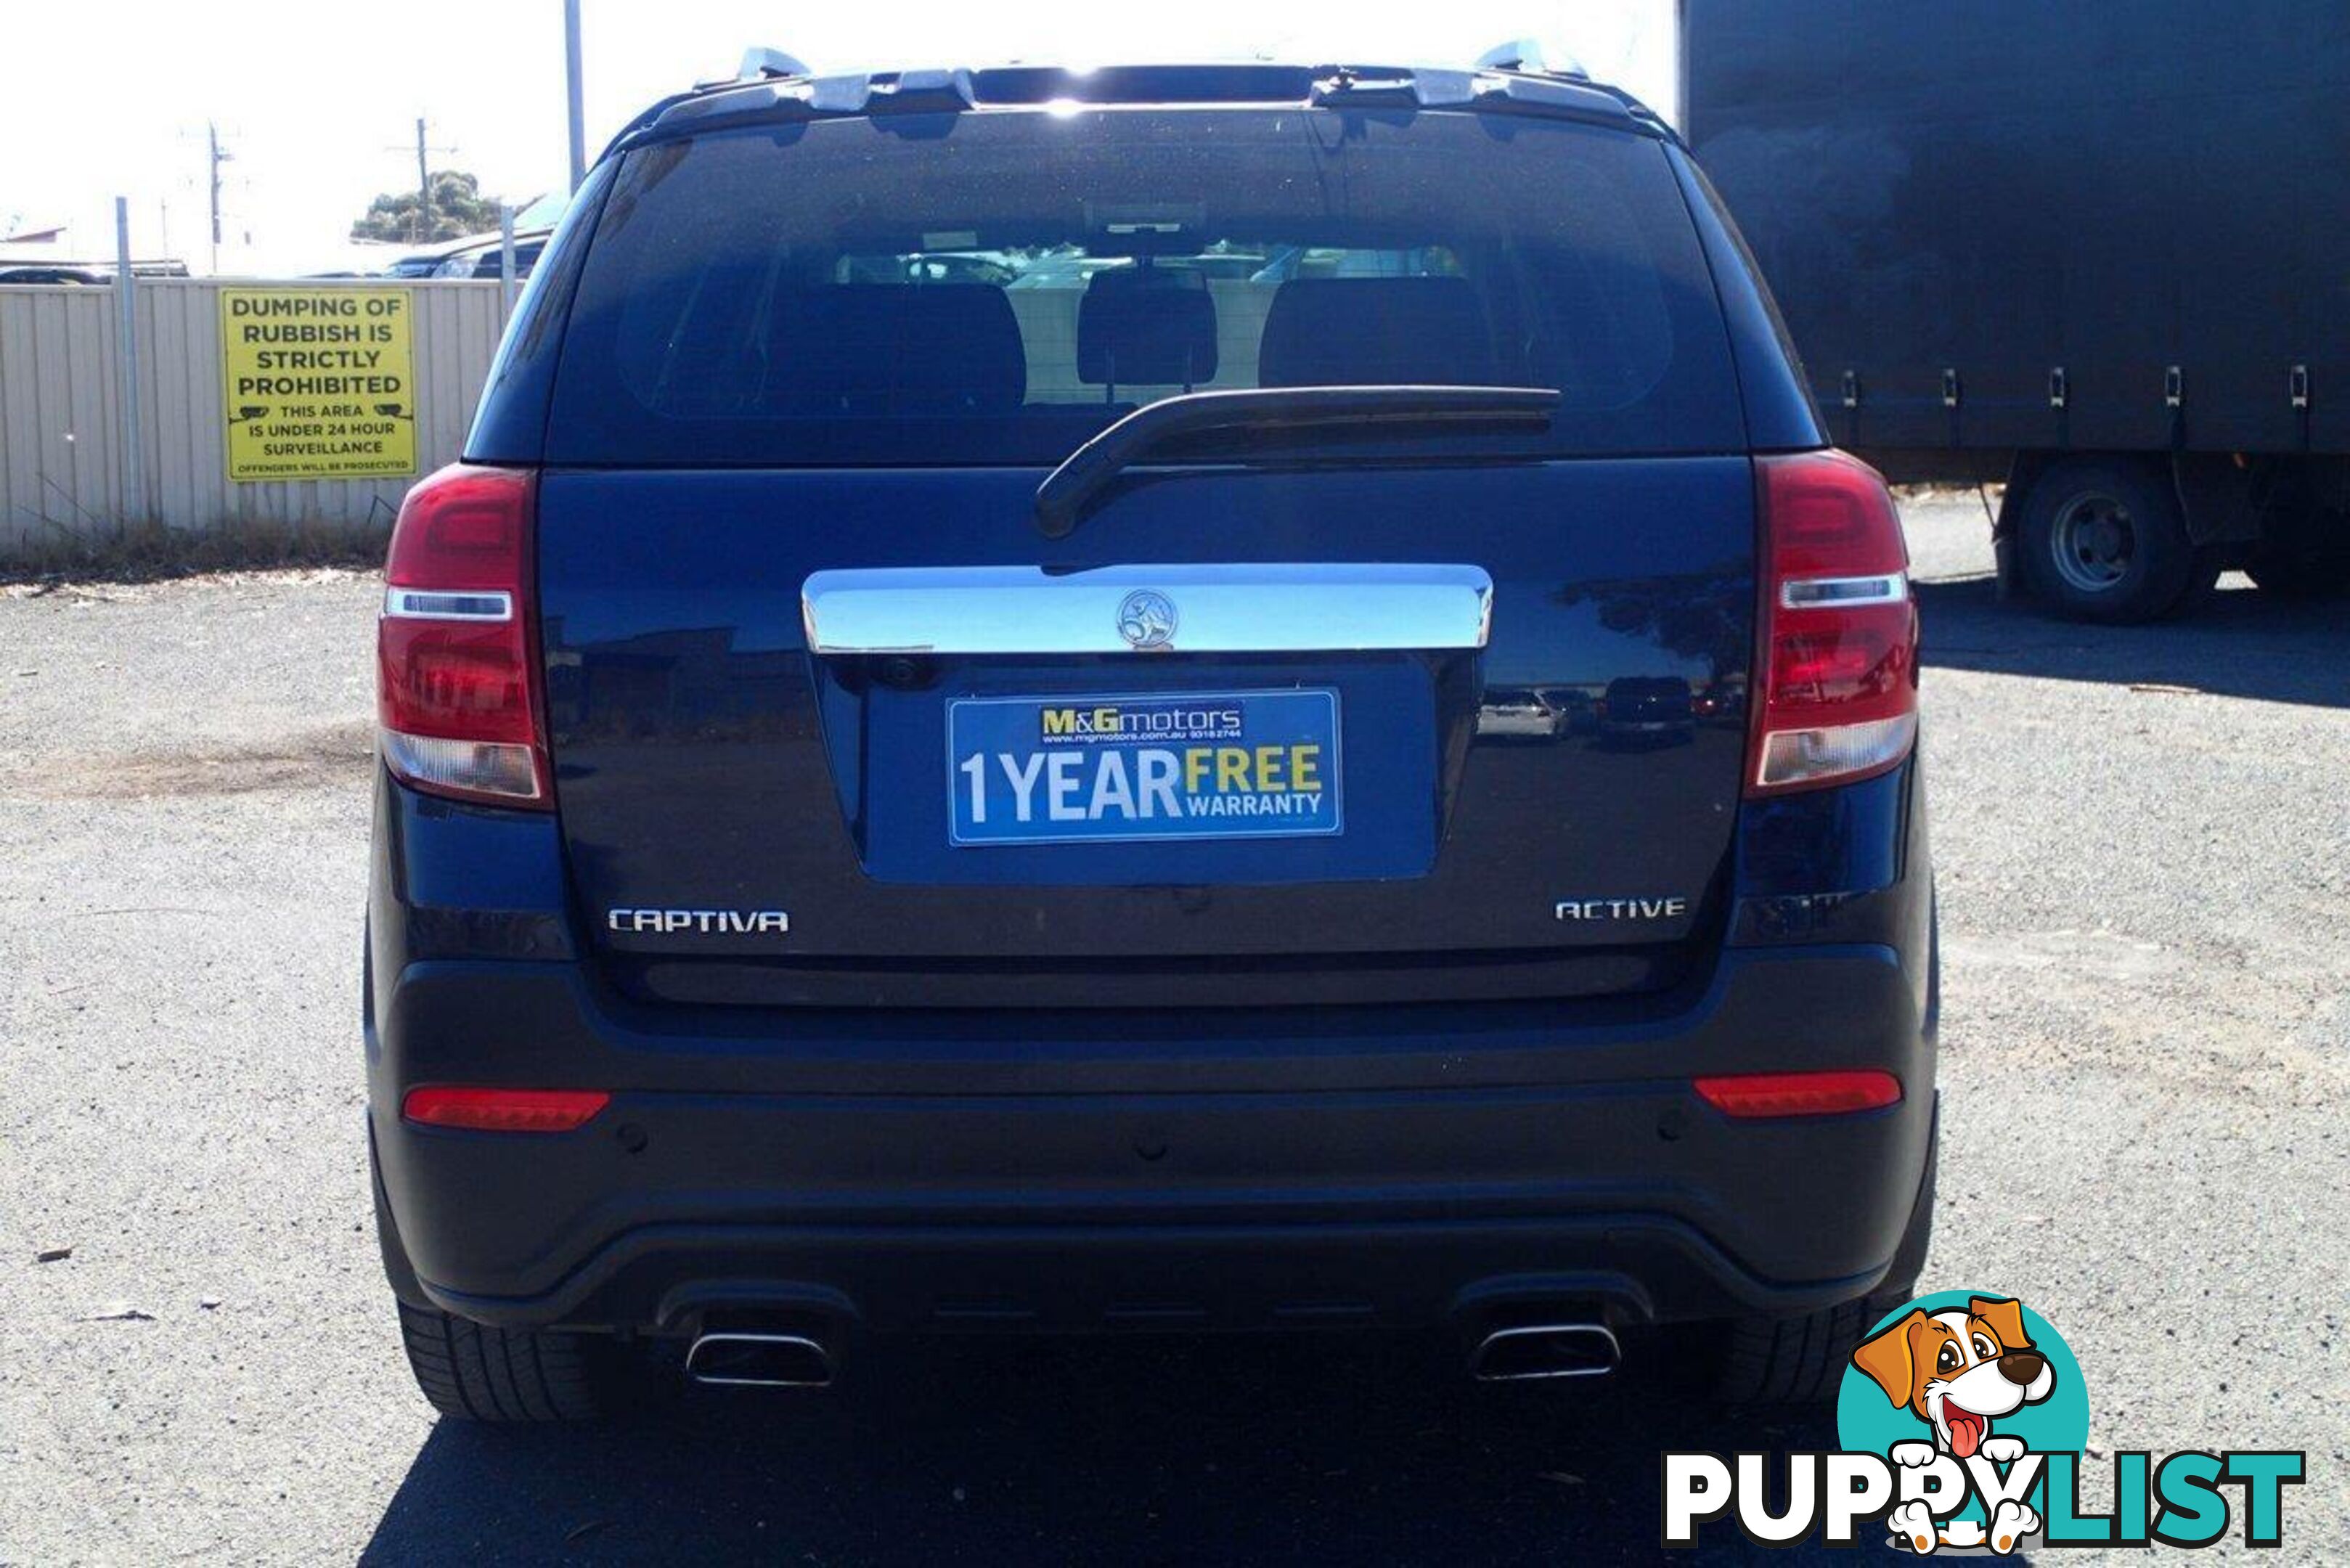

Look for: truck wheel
[397,1300,644,1422]
[2018,460,2216,622]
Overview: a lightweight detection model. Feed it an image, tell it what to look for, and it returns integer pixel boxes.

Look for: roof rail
[739,46,812,81]
[1472,38,1588,80]
[624,59,1661,158]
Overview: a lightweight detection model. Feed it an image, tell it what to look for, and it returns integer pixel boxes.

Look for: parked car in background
[842,250,1020,286]
[378,229,550,280]
[428,232,551,279]
[1475,687,1568,740]
[1599,676,1698,745]
[0,265,108,285]
[367,54,1935,1422]
[380,235,480,278]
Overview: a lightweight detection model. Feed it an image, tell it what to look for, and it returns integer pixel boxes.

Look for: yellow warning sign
[220,287,417,481]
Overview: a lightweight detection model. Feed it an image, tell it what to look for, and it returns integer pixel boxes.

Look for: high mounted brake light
[377,464,551,807]
[1747,451,1920,795]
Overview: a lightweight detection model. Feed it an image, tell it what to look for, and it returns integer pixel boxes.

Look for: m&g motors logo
[1040,701,1243,745]
[1664,1291,2305,1553]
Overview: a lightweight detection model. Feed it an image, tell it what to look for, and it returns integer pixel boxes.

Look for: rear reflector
[1694,1069,1903,1119]
[1749,451,1920,795]
[377,464,550,807]
[401,1087,611,1132]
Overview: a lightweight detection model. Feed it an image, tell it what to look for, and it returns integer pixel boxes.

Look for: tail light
[377,464,550,807]
[1748,451,1919,795]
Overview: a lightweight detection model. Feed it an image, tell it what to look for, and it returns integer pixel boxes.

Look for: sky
[0,1,1676,274]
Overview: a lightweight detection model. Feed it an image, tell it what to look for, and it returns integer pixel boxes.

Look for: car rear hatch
[527,87,1759,1008]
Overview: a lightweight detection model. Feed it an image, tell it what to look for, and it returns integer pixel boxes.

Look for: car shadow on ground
[1912,575,2347,709]
[359,1331,1957,1566]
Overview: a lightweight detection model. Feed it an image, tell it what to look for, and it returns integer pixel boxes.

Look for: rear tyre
[1709,1295,1887,1408]
[2018,459,2216,622]
[397,1300,642,1422]
[1706,1121,1938,1408]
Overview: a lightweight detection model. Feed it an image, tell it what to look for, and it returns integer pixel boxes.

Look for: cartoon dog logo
[1851,1296,2055,1554]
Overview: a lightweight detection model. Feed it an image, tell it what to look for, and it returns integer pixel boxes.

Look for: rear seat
[1257,277,1497,387]
[767,285,1027,415]
[1077,269,1219,393]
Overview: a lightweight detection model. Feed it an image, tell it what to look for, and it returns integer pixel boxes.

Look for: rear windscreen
[547,108,1743,465]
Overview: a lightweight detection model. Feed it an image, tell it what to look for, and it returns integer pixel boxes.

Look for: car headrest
[1077,269,1218,387]
[769,285,1026,414]
[1257,277,1495,388]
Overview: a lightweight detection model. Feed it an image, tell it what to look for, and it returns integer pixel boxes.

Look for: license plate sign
[948,690,1342,846]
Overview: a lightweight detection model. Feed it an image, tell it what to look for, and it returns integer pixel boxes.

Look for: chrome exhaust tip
[685,1331,836,1388]
[1469,1321,1622,1381]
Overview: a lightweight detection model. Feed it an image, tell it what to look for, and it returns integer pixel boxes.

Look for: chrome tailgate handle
[801,563,1493,656]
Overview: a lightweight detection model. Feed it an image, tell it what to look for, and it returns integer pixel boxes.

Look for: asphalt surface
[1,499,2343,1564]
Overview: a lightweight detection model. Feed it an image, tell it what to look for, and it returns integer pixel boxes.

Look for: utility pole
[206,121,232,274]
[415,116,431,240]
[386,118,460,243]
[498,203,518,315]
[564,0,587,192]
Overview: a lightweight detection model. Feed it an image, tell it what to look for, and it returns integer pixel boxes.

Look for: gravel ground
[1,499,2343,1564]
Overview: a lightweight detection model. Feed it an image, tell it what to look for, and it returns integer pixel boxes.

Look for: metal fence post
[499,203,518,317]
[564,0,587,192]
[113,195,147,528]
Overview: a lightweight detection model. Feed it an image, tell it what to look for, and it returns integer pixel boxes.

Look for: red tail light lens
[402,1087,610,1132]
[1694,1069,1903,1119]
[377,464,550,807]
[1749,451,1920,795]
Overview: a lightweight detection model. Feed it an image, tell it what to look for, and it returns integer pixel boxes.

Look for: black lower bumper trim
[415,1212,1892,1336]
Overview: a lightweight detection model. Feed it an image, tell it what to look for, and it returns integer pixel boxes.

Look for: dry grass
[0,516,386,587]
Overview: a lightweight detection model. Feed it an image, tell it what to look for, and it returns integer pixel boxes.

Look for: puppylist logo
[1664,1291,2305,1552]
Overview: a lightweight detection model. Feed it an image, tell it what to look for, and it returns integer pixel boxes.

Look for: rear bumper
[368,944,1934,1335]
[367,762,1935,1337]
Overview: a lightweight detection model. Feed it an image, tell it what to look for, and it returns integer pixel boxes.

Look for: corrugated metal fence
[0,279,505,561]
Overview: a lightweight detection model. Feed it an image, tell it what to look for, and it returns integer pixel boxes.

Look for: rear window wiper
[1032,385,1562,539]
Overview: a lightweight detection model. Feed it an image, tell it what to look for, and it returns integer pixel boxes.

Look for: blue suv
[367,58,1934,1419]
